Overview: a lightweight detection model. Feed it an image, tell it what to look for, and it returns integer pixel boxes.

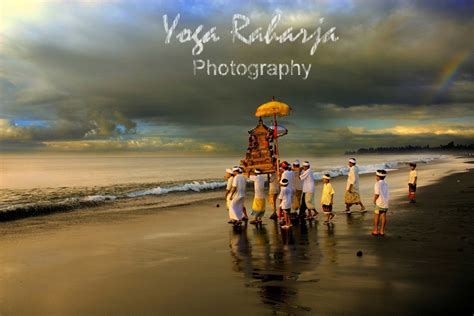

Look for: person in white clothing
[299,161,318,219]
[278,178,293,229]
[249,169,266,224]
[292,160,303,213]
[279,161,293,221]
[224,168,234,223]
[344,158,366,214]
[280,161,294,193]
[268,172,280,220]
[229,167,246,225]
[372,169,389,236]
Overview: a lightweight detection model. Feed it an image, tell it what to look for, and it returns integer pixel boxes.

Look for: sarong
[374,205,388,214]
[322,204,333,213]
[408,183,417,200]
[226,195,231,211]
[229,197,244,221]
[299,192,315,216]
[292,189,302,211]
[304,192,316,210]
[268,193,278,212]
[344,190,361,204]
[251,198,266,217]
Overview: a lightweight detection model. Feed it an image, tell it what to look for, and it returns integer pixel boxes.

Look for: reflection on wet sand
[322,223,338,265]
[229,221,322,314]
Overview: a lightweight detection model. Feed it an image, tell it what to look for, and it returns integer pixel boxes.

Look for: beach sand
[0,157,473,315]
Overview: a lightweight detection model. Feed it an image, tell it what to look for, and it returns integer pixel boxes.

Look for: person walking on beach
[344,158,366,214]
[280,161,294,221]
[292,160,303,216]
[225,168,234,223]
[281,161,294,191]
[268,172,280,220]
[249,169,266,224]
[372,169,389,236]
[229,167,246,225]
[299,161,317,220]
[278,178,293,229]
[408,163,417,203]
[321,174,335,224]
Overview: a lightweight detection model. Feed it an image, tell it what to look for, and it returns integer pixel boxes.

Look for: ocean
[0,153,444,219]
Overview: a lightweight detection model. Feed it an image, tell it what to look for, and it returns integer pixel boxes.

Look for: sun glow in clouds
[349,123,474,137]
[0,0,45,32]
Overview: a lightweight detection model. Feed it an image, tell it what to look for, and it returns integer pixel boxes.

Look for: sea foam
[312,156,439,180]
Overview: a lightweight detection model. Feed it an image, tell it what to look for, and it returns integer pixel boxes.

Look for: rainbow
[427,49,471,104]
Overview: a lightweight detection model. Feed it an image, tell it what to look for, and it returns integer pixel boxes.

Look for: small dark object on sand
[356,251,363,257]
[216,204,220,208]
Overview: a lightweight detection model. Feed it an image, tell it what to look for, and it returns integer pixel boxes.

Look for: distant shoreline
[345,142,474,155]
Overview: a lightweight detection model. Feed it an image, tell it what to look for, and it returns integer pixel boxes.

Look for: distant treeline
[345,142,474,154]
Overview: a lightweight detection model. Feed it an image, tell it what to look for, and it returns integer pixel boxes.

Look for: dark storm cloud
[1,0,473,152]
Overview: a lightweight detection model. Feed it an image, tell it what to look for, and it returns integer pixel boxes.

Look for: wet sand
[0,157,473,315]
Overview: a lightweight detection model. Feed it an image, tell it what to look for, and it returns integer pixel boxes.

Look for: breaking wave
[0,156,443,221]
[126,181,225,198]
[312,156,440,180]
[0,181,225,221]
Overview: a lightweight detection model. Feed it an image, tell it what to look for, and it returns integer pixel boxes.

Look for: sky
[1,0,473,155]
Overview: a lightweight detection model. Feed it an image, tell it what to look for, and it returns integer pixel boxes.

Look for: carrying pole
[274,112,279,178]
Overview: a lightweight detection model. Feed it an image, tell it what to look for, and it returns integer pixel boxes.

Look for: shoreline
[0,155,449,222]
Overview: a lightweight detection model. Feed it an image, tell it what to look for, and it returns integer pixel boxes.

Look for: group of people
[224,158,418,236]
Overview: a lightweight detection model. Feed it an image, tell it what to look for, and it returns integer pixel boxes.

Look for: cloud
[0,110,136,145]
[84,110,137,138]
[349,123,474,137]
[200,143,216,152]
[0,0,473,153]
[0,119,33,141]
[0,0,46,33]
[313,103,474,120]
[42,137,224,153]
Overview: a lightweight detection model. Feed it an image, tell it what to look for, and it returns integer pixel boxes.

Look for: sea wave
[312,156,441,180]
[0,155,444,221]
[126,181,225,198]
[0,196,115,221]
[0,181,225,221]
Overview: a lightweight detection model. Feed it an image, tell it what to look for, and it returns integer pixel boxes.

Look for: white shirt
[226,176,233,191]
[374,180,389,208]
[293,169,302,190]
[269,173,280,194]
[278,186,292,209]
[249,175,265,199]
[282,170,294,192]
[300,168,315,193]
[346,165,360,192]
[409,170,417,184]
[232,174,246,199]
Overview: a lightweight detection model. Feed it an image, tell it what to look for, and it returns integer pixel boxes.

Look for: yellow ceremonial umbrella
[255,97,291,176]
[255,99,291,117]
